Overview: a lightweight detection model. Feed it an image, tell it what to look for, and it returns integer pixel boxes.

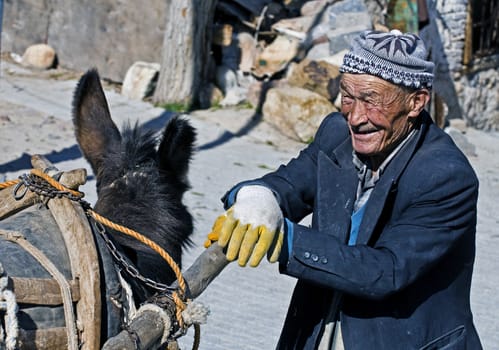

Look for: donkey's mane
[95,121,194,250]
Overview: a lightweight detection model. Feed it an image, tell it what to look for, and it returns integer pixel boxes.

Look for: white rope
[116,270,137,323]
[0,263,19,350]
[181,301,209,326]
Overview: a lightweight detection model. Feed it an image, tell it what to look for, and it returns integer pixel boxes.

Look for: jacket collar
[354,111,431,245]
[324,111,432,245]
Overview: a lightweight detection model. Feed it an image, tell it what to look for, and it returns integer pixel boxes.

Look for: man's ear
[408,89,431,117]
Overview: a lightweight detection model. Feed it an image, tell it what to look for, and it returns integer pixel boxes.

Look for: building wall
[1,0,169,82]
[459,66,499,130]
[431,0,499,130]
[363,0,498,130]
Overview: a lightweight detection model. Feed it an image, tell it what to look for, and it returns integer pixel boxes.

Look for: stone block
[306,42,330,61]
[300,0,329,17]
[262,86,336,142]
[21,44,57,69]
[287,59,341,101]
[253,35,300,78]
[238,32,258,73]
[121,62,160,100]
[326,0,372,54]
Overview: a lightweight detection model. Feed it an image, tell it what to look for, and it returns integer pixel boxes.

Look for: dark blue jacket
[230,112,482,349]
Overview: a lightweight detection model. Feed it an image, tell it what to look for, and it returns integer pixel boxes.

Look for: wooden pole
[102,244,230,350]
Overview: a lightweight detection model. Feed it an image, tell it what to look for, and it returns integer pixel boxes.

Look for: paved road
[1,62,498,349]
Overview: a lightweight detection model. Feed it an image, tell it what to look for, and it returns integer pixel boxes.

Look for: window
[469,0,499,58]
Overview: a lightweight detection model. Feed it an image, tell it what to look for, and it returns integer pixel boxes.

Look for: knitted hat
[340,30,434,89]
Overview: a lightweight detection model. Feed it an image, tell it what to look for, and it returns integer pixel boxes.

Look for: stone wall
[429,0,499,130]
[459,67,499,130]
[432,0,467,72]
[1,0,168,82]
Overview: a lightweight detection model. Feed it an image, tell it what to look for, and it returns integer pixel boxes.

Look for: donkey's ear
[158,115,196,182]
[72,69,121,174]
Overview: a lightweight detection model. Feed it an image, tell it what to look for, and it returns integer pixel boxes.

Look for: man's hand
[205,185,284,267]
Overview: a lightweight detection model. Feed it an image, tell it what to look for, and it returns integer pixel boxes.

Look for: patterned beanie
[340,29,434,89]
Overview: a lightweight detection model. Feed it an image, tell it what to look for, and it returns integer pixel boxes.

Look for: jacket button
[311,254,319,262]
[304,252,311,259]
[321,257,328,264]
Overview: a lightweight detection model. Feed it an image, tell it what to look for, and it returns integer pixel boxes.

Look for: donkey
[0,69,196,348]
[73,69,195,292]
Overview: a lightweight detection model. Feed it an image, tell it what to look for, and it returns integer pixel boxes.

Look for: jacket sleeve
[280,147,479,299]
[221,112,350,222]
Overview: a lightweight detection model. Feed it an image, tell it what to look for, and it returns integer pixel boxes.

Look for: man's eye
[365,99,380,108]
[342,96,353,104]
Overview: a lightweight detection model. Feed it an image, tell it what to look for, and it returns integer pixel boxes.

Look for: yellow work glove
[206,185,284,267]
[204,214,225,248]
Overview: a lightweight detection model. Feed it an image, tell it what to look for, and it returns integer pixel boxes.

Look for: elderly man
[207,30,483,349]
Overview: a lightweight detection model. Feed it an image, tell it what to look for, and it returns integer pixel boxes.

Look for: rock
[306,42,331,61]
[327,0,372,54]
[238,32,258,73]
[121,62,160,100]
[301,0,330,16]
[287,59,341,101]
[272,16,315,36]
[247,80,264,108]
[252,35,300,78]
[247,78,288,108]
[21,44,57,69]
[272,14,330,45]
[220,88,248,107]
[215,65,248,107]
[263,86,337,142]
[319,49,349,67]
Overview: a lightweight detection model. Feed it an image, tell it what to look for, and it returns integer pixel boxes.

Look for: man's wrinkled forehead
[340,73,399,95]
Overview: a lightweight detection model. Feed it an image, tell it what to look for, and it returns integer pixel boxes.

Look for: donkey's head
[72,69,195,292]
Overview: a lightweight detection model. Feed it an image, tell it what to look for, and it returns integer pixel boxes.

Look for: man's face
[340,73,415,158]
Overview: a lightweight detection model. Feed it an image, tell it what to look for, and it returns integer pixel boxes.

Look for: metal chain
[9,170,189,340]
[92,218,184,338]
[91,219,177,294]
[14,172,83,202]
[13,171,176,294]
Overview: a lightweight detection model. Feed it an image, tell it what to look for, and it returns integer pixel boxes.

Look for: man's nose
[349,100,368,125]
